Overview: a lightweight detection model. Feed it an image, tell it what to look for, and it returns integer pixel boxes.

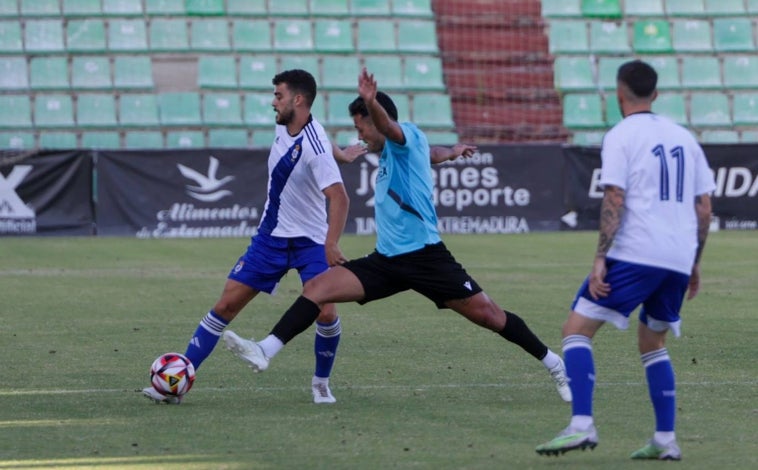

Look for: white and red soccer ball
[149,352,196,398]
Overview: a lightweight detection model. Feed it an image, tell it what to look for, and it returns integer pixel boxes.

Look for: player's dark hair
[272,69,317,106]
[348,91,398,121]
[617,60,657,98]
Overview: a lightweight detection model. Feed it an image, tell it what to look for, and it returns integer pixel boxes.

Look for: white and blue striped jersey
[600,112,716,275]
[257,116,342,244]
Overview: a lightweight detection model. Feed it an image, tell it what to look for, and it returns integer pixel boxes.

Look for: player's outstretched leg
[222,330,270,372]
[312,317,341,404]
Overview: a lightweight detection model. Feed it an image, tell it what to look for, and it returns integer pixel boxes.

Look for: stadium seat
[358,20,396,52]
[403,55,445,90]
[364,56,404,89]
[279,55,319,74]
[81,131,120,148]
[198,56,237,89]
[310,0,349,16]
[209,128,249,147]
[713,18,755,52]
[29,57,69,90]
[0,0,17,16]
[226,0,266,16]
[425,131,460,145]
[124,130,163,148]
[334,129,359,146]
[326,92,356,126]
[749,0,758,13]
[351,0,391,16]
[392,94,411,121]
[185,0,224,16]
[274,19,313,51]
[589,21,630,54]
[542,0,581,16]
[62,0,102,16]
[311,95,327,122]
[203,92,243,126]
[554,56,594,91]
[24,19,65,53]
[120,101,149,128]
[322,56,361,90]
[581,0,622,18]
[412,93,454,128]
[34,94,75,127]
[548,21,588,54]
[66,19,106,52]
[269,0,309,16]
[20,0,60,16]
[113,56,154,89]
[145,0,185,15]
[665,0,706,16]
[632,20,672,53]
[647,56,680,89]
[243,92,275,126]
[0,131,34,149]
[672,20,712,52]
[732,92,758,125]
[251,129,276,147]
[571,131,605,146]
[239,55,277,89]
[681,56,721,88]
[191,19,231,51]
[397,20,439,53]
[103,0,143,15]
[108,19,148,52]
[597,57,627,90]
[605,94,622,125]
[150,18,189,52]
[0,96,32,128]
[651,93,686,124]
[705,0,746,15]
[166,130,205,148]
[77,94,117,127]
[562,94,603,128]
[71,56,112,89]
[232,20,272,51]
[741,130,758,142]
[690,93,731,127]
[699,130,739,143]
[393,0,433,18]
[314,19,354,52]
[159,92,201,126]
[624,0,664,16]
[723,56,758,89]
[0,57,29,90]
[0,21,22,53]
[39,132,78,148]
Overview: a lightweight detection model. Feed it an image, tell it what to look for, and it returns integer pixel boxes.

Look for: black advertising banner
[338,145,565,234]
[562,145,758,231]
[0,151,93,236]
[96,149,270,237]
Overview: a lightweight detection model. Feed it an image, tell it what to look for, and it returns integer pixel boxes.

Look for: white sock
[258,334,284,358]
[541,349,562,369]
[569,415,594,431]
[312,376,329,385]
[654,431,676,446]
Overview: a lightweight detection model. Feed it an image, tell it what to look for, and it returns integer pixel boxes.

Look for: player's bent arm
[596,185,625,258]
[430,144,478,164]
[332,142,368,164]
[693,193,712,265]
[322,182,350,265]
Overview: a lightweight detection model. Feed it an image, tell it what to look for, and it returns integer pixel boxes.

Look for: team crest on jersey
[291,144,301,162]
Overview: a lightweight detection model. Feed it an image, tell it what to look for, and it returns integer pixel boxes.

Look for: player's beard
[275,106,295,126]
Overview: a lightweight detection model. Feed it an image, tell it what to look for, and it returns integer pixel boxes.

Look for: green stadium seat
[77,94,117,127]
[232,20,271,51]
[690,93,731,127]
[209,128,249,147]
[120,94,160,126]
[159,92,201,126]
[393,0,433,18]
[334,129,359,146]
[82,131,120,148]
[279,55,319,74]
[597,57,627,90]
[103,0,143,15]
[0,21,22,53]
[191,19,231,51]
[571,131,605,146]
[124,131,164,149]
[589,21,630,54]
[269,0,309,16]
[541,0,581,17]
[665,0,706,16]
[358,20,396,53]
[25,19,65,53]
[548,21,588,54]
[412,93,454,128]
[403,55,445,90]
[34,94,75,127]
[66,19,106,52]
[39,131,78,148]
[364,56,404,89]
[624,0,664,16]
[741,130,758,142]
[326,92,356,126]
[0,131,35,149]
[108,19,148,52]
[145,0,185,15]
[652,93,686,124]
[397,20,438,53]
[71,56,112,89]
[723,56,758,89]
[166,130,206,148]
[251,129,276,147]
[29,57,69,90]
[227,0,266,15]
[203,92,243,126]
[647,56,680,89]
[562,94,603,128]
[274,19,313,51]
[554,56,594,91]
[239,55,277,89]
[732,93,758,125]
[310,0,349,16]
[322,56,361,90]
[581,0,621,18]
[0,96,32,128]
[150,19,189,52]
[749,0,758,13]
[0,0,17,16]
[713,18,755,52]
[20,0,60,16]
[243,92,275,126]
[113,56,154,89]
[425,131,459,145]
[672,20,712,52]
[198,56,237,89]
[185,0,224,16]
[681,56,721,88]
[352,0,391,16]
[311,95,327,122]
[62,0,102,16]
[700,130,738,143]
[314,19,354,52]
[633,20,672,53]
[705,0,745,15]
[605,94,622,125]
[0,57,29,90]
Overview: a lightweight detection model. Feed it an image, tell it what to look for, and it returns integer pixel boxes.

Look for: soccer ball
[149,352,196,397]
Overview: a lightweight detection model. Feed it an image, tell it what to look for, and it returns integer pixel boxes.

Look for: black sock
[497,310,548,360]
[270,296,321,345]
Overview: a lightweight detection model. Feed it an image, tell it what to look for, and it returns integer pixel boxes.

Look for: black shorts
[342,242,483,308]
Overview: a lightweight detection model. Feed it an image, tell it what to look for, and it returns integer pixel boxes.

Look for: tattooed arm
[687,193,712,300]
[588,185,625,300]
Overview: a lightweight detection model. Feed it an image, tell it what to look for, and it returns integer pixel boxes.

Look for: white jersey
[600,112,716,274]
[257,116,342,244]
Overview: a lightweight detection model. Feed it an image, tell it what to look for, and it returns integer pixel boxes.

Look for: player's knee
[316,304,337,323]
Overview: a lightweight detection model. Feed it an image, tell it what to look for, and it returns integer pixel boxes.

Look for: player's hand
[588,256,610,300]
[451,143,477,160]
[325,243,347,266]
[686,263,701,300]
[340,143,368,163]
[358,68,377,102]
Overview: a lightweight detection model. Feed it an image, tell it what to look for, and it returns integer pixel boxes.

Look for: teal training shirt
[374,122,441,256]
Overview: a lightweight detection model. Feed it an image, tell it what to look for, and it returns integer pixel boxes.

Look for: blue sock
[314,317,341,379]
[184,310,228,370]
[563,335,595,418]
[642,348,676,432]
